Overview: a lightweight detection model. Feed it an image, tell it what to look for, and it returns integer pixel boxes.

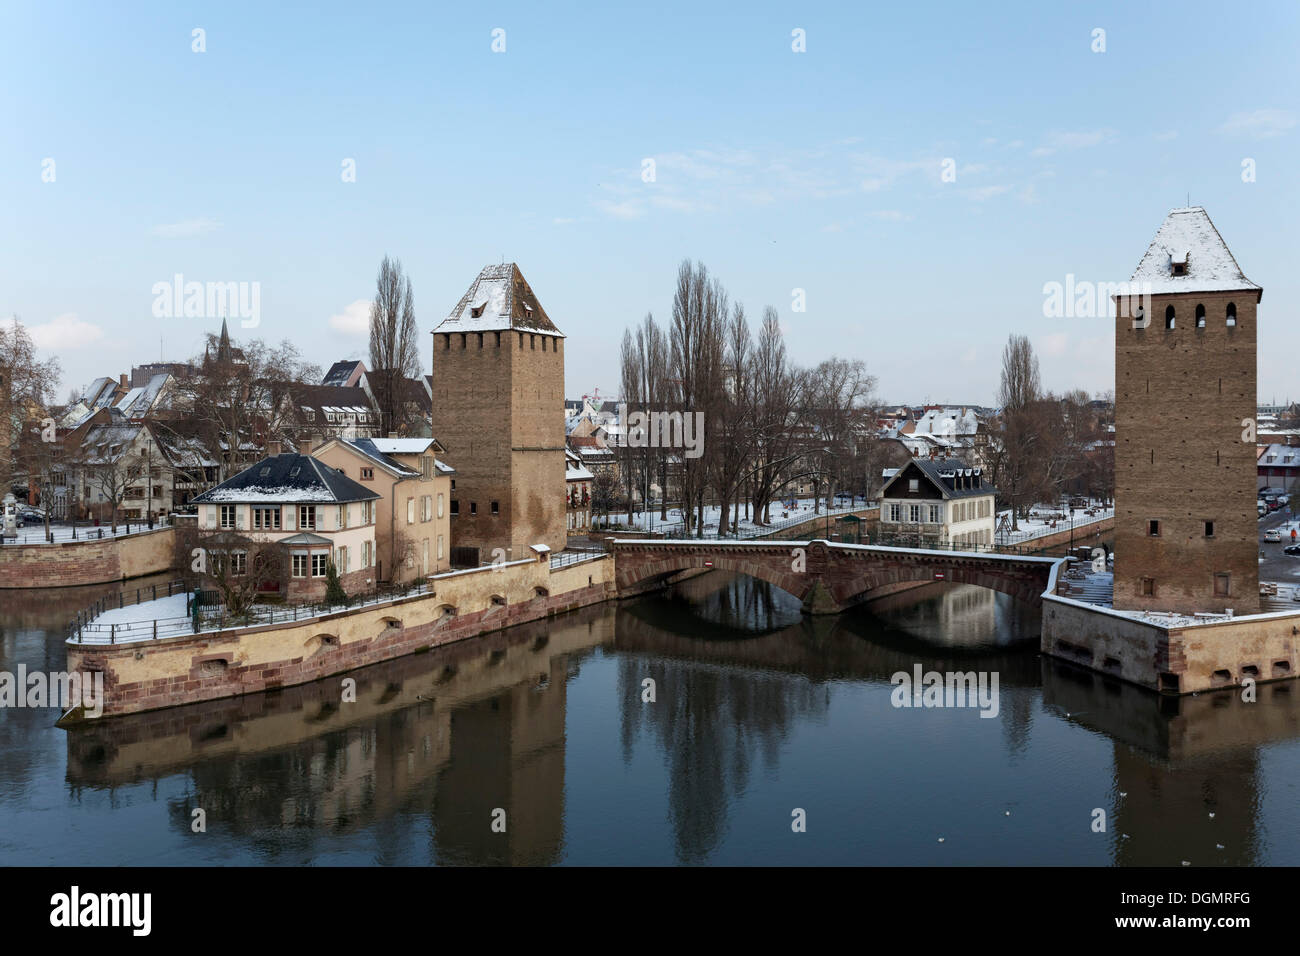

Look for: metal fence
[642,501,876,542]
[71,578,439,644]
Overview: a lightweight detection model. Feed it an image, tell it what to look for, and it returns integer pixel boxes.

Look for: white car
[1265,529,1282,542]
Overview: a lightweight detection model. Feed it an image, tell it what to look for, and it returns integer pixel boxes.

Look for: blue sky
[2,0,1297,406]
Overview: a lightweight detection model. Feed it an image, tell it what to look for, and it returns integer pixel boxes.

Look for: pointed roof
[1129,207,1262,298]
[433,263,563,336]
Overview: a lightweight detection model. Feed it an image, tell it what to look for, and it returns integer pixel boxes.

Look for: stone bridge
[610,538,1061,614]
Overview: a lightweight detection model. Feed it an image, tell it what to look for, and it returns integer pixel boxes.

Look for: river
[2,570,1299,865]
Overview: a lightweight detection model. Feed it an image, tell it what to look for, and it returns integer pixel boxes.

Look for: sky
[2,0,1298,407]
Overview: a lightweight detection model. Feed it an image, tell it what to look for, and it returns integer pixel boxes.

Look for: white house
[878,457,997,548]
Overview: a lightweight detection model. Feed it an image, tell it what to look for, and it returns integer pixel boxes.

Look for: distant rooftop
[434,263,563,336]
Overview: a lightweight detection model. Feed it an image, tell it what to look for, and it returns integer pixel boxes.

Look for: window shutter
[206,505,216,527]
[286,508,296,530]
[236,508,245,530]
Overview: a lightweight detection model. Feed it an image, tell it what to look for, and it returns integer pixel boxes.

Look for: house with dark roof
[191,444,381,600]
[877,457,998,548]
[285,383,379,444]
[313,436,454,581]
[322,359,367,389]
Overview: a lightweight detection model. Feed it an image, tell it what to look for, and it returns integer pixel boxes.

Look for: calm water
[2,570,1300,866]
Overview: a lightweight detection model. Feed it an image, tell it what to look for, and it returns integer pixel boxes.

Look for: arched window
[1165,305,1175,329]
[1226,302,1237,327]
[1195,304,1206,328]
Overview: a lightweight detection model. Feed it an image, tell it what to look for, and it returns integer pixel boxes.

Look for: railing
[646,500,877,542]
[866,535,1078,557]
[69,579,190,638]
[550,546,608,570]
[70,578,439,644]
[0,521,169,545]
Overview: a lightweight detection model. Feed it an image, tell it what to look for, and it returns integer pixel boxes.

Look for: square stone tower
[1112,207,1261,615]
[430,264,567,562]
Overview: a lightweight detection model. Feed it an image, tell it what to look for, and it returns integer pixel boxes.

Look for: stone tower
[430,264,566,563]
[1112,207,1261,615]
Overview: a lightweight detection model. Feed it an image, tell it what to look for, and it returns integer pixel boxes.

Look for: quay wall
[0,527,176,589]
[67,553,614,719]
[1042,559,1300,694]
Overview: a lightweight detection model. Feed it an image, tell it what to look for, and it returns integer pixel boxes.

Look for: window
[422,495,432,521]
[292,554,309,578]
[1141,577,1155,596]
[253,506,281,530]
[1226,302,1237,327]
[908,504,920,522]
[1204,520,1214,537]
[1165,305,1175,329]
[888,504,900,522]
[1195,304,1206,328]
[337,546,350,574]
[1214,573,1231,597]
[437,493,444,518]
[362,500,372,524]
[491,500,499,516]
[362,540,372,569]
[337,504,346,529]
[908,478,919,493]
[1148,519,1160,537]
[470,502,477,516]
[407,498,415,524]
[450,499,459,517]
[312,553,328,577]
[230,552,246,576]
[220,505,236,529]
[929,505,941,523]
[299,506,316,530]
[437,534,444,561]
[420,456,434,479]
[360,467,374,481]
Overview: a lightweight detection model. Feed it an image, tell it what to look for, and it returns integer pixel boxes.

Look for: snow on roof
[434,263,564,336]
[1128,207,1261,296]
[370,438,435,455]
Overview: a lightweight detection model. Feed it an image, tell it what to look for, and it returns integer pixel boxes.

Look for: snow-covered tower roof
[1129,207,1262,299]
[434,263,564,336]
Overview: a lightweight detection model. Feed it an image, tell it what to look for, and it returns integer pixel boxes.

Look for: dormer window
[1170,249,1188,276]
[471,303,485,318]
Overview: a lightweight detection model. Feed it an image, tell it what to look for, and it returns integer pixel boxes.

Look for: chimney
[267,440,281,456]
[298,439,313,456]
[118,373,128,389]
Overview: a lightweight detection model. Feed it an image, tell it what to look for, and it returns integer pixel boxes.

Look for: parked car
[1284,544,1300,556]
[1266,529,1283,542]
[1259,502,1269,518]
[1280,495,1292,507]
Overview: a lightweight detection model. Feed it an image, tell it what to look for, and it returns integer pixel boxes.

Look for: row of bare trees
[985,334,1113,529]
[618,260,897,537]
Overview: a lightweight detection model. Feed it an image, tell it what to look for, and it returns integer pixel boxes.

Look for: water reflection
[2,570,1293,864]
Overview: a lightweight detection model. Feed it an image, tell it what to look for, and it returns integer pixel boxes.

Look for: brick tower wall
[1113,291,1259,614]
[509,331,567,556]
[431,329,515,562]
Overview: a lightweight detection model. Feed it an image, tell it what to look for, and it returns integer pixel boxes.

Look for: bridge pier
[801,579,842,616]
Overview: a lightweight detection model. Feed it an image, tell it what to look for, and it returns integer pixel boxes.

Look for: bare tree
[991,334,1042,529]
[1,317,63,516]
[85,456,143,534]
[368,255,421,437]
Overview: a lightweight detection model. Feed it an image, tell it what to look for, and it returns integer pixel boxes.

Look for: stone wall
[66,553,614,718]
[0,526,176,589]
[1042,561,1299,694]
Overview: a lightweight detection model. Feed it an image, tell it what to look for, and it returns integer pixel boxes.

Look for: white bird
[1216,844,1225,850]
[937,837,945,843]
[1209,812,1216,819]
[1119,791,1127,797]
[1182,860,1190,866]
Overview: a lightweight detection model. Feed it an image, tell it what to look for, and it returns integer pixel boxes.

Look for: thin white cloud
[151,217,222,238]
[1031,129,1116,157]
[29,313,104,350]
[328,299,371,335]
[1218,109,1295,139]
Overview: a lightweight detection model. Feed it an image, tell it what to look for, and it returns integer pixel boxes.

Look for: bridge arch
[612,546,816,605]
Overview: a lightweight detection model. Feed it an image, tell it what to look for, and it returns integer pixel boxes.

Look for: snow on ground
[92,593,189,626]
[600,496,869,534]
[1,523,161,545]
[996,500,1113,545]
